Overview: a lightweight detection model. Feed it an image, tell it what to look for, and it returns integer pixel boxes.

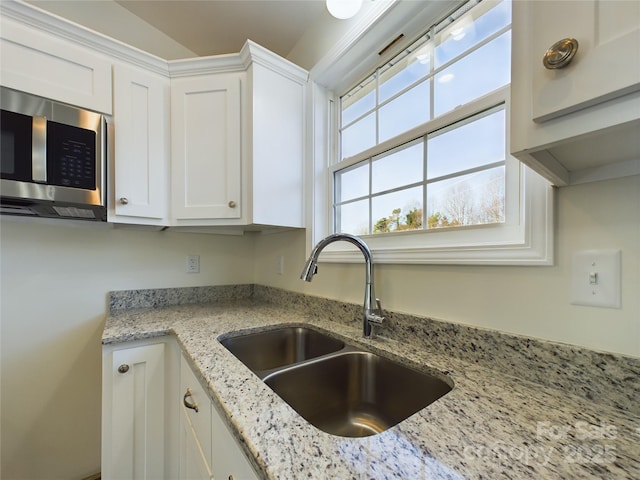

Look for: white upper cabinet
[171,73,242,223]
[0,10,112,114]
[110,64,170,224]
[1,2,308,230]
[170,42,307,228]
[510,0,640,186]
[248,59,306,228]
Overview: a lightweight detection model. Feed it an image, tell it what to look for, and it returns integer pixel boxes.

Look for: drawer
[180,354,212,468]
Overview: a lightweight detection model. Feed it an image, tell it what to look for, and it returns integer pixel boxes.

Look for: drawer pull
[183,388,199,412]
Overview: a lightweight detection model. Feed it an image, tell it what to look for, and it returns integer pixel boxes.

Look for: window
[335,0,512,236]
[309,0,553,265]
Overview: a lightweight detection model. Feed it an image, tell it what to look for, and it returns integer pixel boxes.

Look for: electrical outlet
[276,255,284,275]
[186,254,200,273]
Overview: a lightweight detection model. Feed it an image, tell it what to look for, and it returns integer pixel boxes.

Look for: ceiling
[113,0,328,57]
[27,0,331,59]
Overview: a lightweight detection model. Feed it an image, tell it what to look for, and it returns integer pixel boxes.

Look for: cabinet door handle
[117,364,130,374]
[183,388,199,412]
[119,197,129,205]
[228,200,237,208]
[543,38,578,69]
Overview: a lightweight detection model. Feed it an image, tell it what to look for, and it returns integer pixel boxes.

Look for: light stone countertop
[103,294,640,480]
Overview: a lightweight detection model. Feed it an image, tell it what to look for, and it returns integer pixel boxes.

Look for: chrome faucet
[300,233,385,338]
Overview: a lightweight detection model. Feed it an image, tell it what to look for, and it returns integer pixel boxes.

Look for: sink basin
[219,326,344,374]
[220,325,452,437]
[264,351,452,437]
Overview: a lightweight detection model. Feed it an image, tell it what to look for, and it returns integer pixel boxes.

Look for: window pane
[336,199,369,235]
[434,31,510,117]
[426,166,505,228]
[342,88,376,126]
[435,0,512,68]
[341,112,376,159]
[379,53,431,103]
[372,186,423,233]
[372,141,423,193]
[379,80,430,143]
[427,108,505,179]
[336,162,369,202]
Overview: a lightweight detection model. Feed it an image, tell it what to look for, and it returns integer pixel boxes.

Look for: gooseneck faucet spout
[300,233,384,338]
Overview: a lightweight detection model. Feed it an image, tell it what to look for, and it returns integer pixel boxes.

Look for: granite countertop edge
[103,300,640,480]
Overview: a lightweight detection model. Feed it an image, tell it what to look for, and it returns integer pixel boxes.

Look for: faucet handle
[375,298,384,316]
[367,298,385,325]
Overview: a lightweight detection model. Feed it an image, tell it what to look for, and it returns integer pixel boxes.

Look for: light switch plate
[570,249,621,308]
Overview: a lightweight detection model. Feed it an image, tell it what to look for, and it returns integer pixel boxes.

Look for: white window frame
[305,0,554,266]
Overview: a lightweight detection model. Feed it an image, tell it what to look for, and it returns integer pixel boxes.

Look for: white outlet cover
[186,254,200,274]
[570,249,621,308]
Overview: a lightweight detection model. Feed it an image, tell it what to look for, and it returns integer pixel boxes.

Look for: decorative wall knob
[119,197,129,205]
[117,364,130,374]
[228,200,237,208]
[543,38,578,69]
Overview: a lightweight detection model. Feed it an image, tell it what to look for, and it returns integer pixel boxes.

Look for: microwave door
[0,109,33,182]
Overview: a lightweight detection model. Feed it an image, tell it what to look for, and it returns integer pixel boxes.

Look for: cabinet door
[0,15,111,113]
[528,0,640,123]
[510,0,640,185]
[105,343,165,479]
[171,74,242,222]
[180,355,212,471]
[111,64,170,224]
[180,408,213,480]
[211,403,260,480]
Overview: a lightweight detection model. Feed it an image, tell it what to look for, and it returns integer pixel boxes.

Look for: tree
[373,216,391,233]
[403,207,423,230]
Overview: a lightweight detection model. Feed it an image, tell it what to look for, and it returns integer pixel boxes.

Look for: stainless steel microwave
[0,87,106,221]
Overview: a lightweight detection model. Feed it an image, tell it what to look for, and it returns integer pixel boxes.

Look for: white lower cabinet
[180,410,213,480]
[103,338,259,480]
[179,353,260,480]
[102,337,179,479]
[210,397,260,480]
[179,353,213,479]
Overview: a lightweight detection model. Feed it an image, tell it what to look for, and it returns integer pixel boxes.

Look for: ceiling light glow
[326,0,363,19]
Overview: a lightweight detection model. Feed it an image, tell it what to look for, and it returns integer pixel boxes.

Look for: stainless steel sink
[264,351,452,437]
[219,326,452,437]
[219,326,344,374]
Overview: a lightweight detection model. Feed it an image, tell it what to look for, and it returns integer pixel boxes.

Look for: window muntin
[334,0,512,236]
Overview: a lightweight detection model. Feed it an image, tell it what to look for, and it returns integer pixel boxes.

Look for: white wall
[0,218,254,479]
[255,175,640,358]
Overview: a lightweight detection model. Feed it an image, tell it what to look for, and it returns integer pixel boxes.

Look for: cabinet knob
[119,197,129,205]
[117,364,130,374]
[183,388,199,412]
[543,38,578,69]
[228,200,237,208]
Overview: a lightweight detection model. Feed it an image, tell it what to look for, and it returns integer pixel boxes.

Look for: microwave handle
[32,116,47,183]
